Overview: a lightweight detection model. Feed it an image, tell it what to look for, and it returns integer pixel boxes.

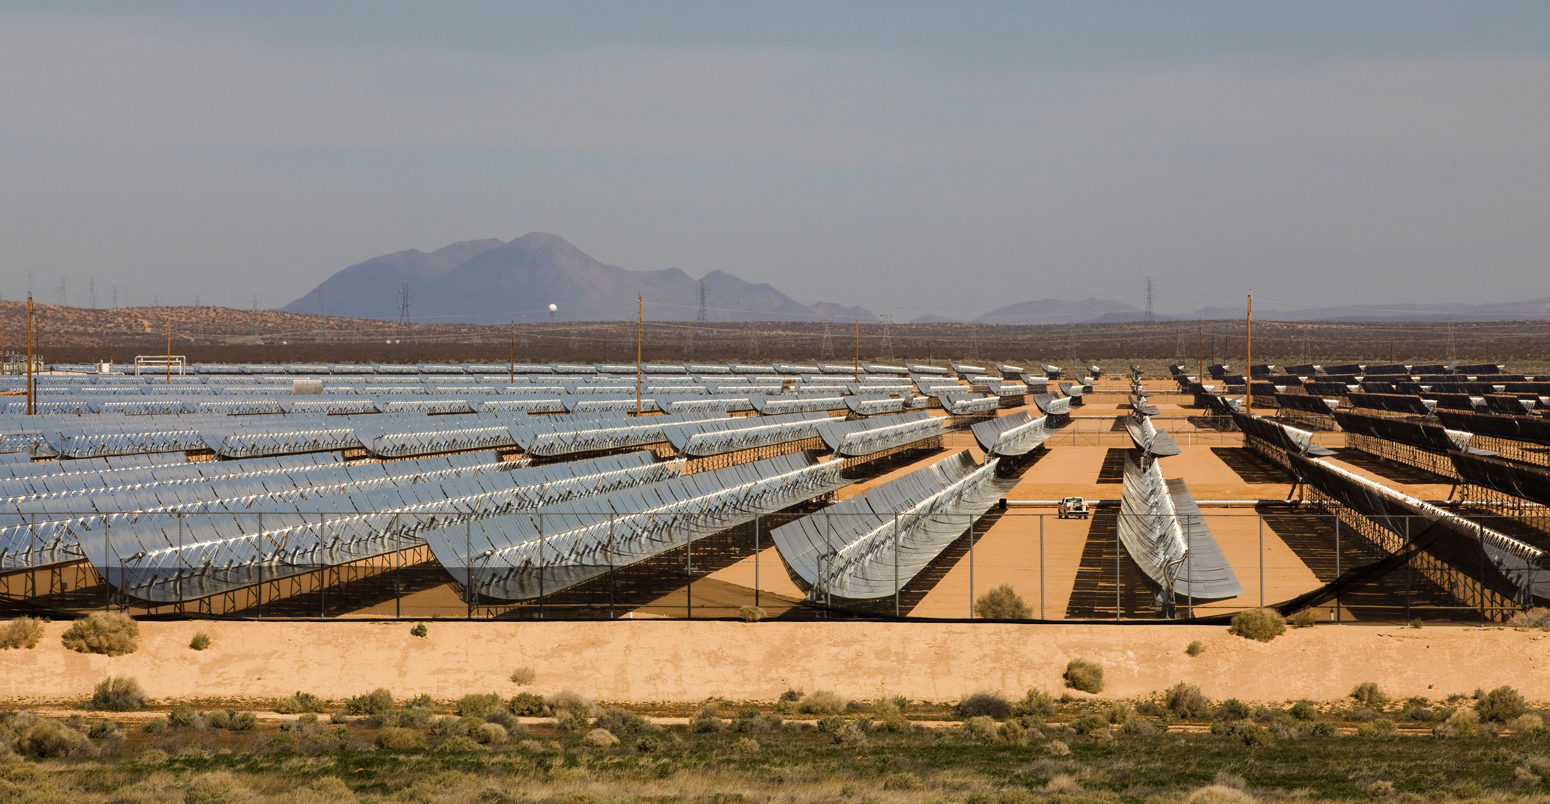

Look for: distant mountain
[282,233,826,323]
[809,302,878,324]
[910,314,966,324]
[977,297,1142,325]
[1186,298,1550,322]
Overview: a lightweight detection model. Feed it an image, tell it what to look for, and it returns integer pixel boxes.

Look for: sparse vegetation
[61,612,139,656]
[1475,686,1528,723]
[1350,681,1388,709]
[1227,608,1285,642]
[189,631,211,650]
[737,605,766,622]
[797,689,847,715]
[509,666,536,685]
[0,617,45,649]
[409,623,428,638]
[1165,682,1210,718]
[1509,606,1550,629]
[1185,639,1205,656]
[973,584,1030,619]
[1063,658,1104,693]
[274,691,326,714]
[87,676,146,711]
[951,691,1012,720]
[1288,609,1317,628]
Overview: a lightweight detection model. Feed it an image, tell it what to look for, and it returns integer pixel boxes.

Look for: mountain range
[283,233,1550,324]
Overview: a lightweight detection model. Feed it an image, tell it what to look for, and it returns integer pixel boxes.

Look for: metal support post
[538,513,545,620]
[466,520,473,620]
[968,515,975,619]
[1257,515,1264,608]
[1038,514,1045,620]
[893,513,900,618]
[1334,516,1341,624]
[1115,517,1122,621]
[753,515,760,610]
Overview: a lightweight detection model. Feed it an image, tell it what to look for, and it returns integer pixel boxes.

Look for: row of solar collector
[27,360,1055,380]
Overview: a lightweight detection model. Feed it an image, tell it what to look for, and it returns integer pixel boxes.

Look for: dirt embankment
[3,620,1548,706]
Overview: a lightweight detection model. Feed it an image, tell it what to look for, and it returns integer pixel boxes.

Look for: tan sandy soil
[5,619,1549,706]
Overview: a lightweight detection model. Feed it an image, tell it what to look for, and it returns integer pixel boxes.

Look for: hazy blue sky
[2,2,1547,320]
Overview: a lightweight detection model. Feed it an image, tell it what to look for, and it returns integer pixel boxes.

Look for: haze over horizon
[2,2,1547,321]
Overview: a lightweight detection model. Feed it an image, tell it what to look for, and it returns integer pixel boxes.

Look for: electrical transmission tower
[879,314,894,359]
[398,284,412,326]
[88,278,97,309]
[688,278,707,358]
[1145,276,1155,323]
[819,313,835,359]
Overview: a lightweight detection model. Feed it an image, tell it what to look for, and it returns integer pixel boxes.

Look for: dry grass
[1228,608,1285,642]
[61,612,139,656]
[1063,658,1103,693]
[0,617,45,650]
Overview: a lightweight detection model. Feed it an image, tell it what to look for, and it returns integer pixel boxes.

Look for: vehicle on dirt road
[1057,496,1089,520]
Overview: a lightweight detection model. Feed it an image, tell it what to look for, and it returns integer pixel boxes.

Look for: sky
[2,1,1547,320]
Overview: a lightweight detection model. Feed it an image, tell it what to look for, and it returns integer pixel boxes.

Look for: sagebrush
[1228,608,1285,642]
[61,612,139,656]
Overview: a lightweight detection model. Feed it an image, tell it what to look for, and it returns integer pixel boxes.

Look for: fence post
[608,514,616,620]
[893,513,900,618]
[538,512,545,620]
[103,517,110,613]
[968,514,975,619]
[466,519,473,621]
[1403,516,1411,624]
[753,514,760,611]
[391,513,398,621]
[1257,514,1264,609]
[319,513,326,620]
[1038,513,1045,620]
[1478,521,1487,623]
[686,514,693,620]
[1334,515,1341,624]
[257,512,265,620]
[177,511,184,615]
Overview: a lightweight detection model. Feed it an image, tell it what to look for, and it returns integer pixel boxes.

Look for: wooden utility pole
[508,320,515,384]
[635,295,643,417]
[25,295,34,415]
[1245,294,1253,415]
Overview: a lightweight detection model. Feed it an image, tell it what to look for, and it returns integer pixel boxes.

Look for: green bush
[189,632,211,651]
[1164,682,1210,718]
[0,617,45,649]
[738,605,766,622]
[168,705,200,728]
[1289,700,1318,721]
[61,612,139,656]
[375,726,426,751]
[409,623,428,638]
[88,676,146,712]
[20,720,88,758]
[797,690,847,715]
[1063,658,1103,693]
[1475,686,1528,723]
[141,717,167,735]
[952,691,1012,720]
[689,703,726,733]
[509,692,545,716]
[344,688,396,716]
[1350,682,1388,709]
[457,693,505,718]
[1227,608,1285,642]
[594,707,651,735]
[227,711,257,731]
[274,691,326,714]
[509,666,536,685]
[1288,609,1317,629]
[1215,699,1251,721]
[545,690,599,718]
[1185,640,1205,657]
[962,715,999,743]
[974,584,1031,619]
[1013,689,1055,716]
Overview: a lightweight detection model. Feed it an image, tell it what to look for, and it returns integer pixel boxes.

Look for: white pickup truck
[1056,496,1089,520]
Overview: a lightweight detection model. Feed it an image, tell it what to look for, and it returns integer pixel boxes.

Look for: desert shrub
[344,688,395,716]
[798,689,847,715]
[509,692,546,716]
[689,703,726,733]
[738,605,766,622]
[1289,700,1318,721]
[141,717,167,734]
[275,691,326,714]
[457,693,505,718]
[473,722,507,744]
[1476,686,1528,723]
[1013,688,1055,716]
[429,716,468,738]
[871,699,911,733]
[1165,683,1211,718]
[87,676,145,713]
[1063,658,1103,693]
[1185,640,1205,657]
[584,727,619,747]
[60,612,139,656]
[1071,714,1110,736]
[832,720,867,746]
[1350,681,1388,709]
[974,584,1030,619]
[545,690,598,718]
[1215,699,1251,721]
[1046,738,1071,756]
[409,623,428,638]
[732,736,761,755]
[1224,720,1273,747]
[0,617,45,650]
[1509,607,1550,629]
[169,705,200,728]
[1227,608,1285,642]
[952,691,1012,720]
[961,715,998,743]
[227,711,256,731]
[779,689,803,702]
[189,632,211,651]
[204,709,232,729]
[1512,713,1545,735]
[594,707,650,735]
[881,771,922,791]
[375,726,425,751]
[1288,609,1317,629]
[1408,618,1423,629]
[1435,708,1480,738]
[510,666,536,685]
[20,720,89,758]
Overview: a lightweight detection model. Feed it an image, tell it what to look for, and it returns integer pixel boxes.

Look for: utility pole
[1197,318,1203,382]
[819,313,835,360]
[853,320,860,381]
[879,314,894,359]
[25,295,34,415]
[166,320,172,385]
[509,319,516,384]
[1244,294,1253,415]
[1145,276,1155,323]
[635,295,643,417]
